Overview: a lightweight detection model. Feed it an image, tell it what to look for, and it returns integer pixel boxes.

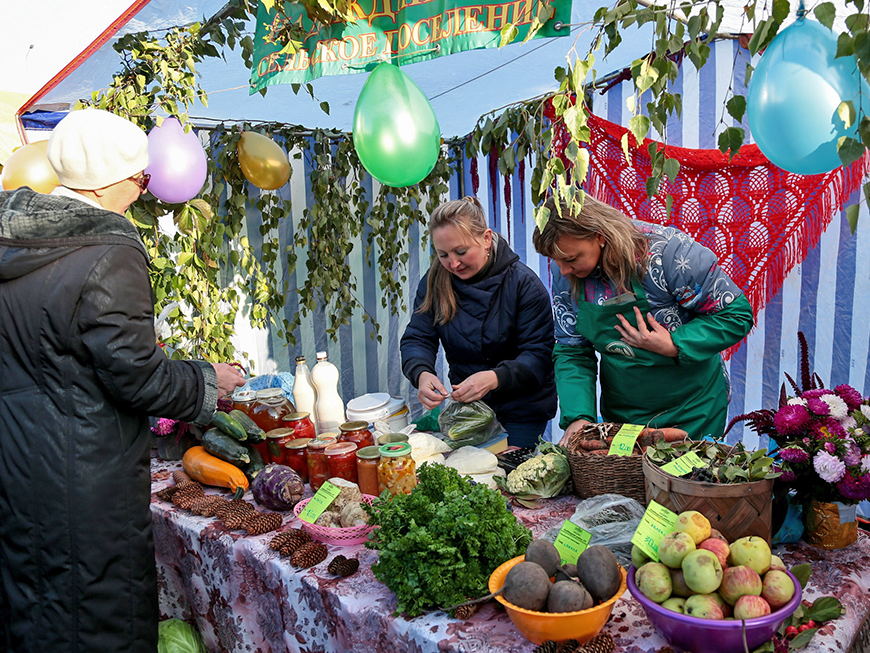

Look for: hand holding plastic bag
[437,398,502,449]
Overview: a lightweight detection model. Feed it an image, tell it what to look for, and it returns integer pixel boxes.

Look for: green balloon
[353,63,441,187]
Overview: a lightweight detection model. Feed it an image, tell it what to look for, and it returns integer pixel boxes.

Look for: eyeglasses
[130,173,151,193]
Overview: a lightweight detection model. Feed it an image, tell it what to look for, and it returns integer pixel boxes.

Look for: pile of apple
[633,510,795,620]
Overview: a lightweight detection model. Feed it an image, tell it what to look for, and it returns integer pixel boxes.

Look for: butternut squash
[182,446,249,499]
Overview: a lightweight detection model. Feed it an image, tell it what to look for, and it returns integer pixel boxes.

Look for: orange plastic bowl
[487,555,627,645]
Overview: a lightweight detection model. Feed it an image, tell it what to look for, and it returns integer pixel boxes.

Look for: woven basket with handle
[565,423,649,503]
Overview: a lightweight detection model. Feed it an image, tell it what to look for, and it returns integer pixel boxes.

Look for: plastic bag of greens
[437,398,502,449]
[158,618,206,653]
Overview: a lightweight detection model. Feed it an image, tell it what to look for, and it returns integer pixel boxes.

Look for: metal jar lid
[339,420,370,432]
[265,427,295,439]
[356,445,381,460]
[285,438,314,450]
[378,442,412,457]
[282,412,311,422]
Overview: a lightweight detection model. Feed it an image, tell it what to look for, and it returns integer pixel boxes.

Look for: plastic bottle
[311,351,345,432]
[292,356,319,432]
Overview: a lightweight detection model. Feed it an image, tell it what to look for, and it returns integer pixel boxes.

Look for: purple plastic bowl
[627,566,802,653]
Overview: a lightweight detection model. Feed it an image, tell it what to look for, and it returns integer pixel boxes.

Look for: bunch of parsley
[363,463,533,616]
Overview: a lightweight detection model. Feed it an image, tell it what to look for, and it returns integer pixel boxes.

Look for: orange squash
[182,446,249,499]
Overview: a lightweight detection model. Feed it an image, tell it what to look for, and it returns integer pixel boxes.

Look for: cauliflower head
[503,450,570,498]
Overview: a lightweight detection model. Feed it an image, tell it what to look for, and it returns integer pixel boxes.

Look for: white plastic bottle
[292,355,319,432]
[311,351,345,432]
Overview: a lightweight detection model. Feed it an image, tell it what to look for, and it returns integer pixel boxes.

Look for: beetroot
[251,464,304,511]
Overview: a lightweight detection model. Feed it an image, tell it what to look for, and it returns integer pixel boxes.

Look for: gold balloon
[2,140,59,194]
[237,132,290,190]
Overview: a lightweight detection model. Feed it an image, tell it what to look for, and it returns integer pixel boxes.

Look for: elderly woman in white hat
[0,109,244,652]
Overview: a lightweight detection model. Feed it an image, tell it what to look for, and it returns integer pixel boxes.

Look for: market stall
[150,454,870,653]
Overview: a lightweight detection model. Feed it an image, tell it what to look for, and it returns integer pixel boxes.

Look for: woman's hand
[212,363,246,398]
[559,418,592,447]
[451,370,498,403]
[615,307,679,357]
[417,371,450,409]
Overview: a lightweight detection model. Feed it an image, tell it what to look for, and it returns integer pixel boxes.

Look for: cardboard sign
[661,451,706,477]
[607,423,643,456]
[298,481,340,523]
[630,500,677,562]
[553,521,592,565]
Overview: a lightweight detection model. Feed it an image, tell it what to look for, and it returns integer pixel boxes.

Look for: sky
[1,0,133,96]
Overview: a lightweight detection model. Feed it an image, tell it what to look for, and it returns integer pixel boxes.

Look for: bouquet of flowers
[727,333,870,506]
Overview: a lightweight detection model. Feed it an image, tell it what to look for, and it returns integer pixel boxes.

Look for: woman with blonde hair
[533,194,754,445]
[401,196,557,447]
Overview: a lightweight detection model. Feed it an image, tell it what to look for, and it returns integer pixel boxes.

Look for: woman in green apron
[533,195,754,443]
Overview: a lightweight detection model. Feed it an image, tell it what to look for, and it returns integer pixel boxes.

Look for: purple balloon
[144,118,208,204]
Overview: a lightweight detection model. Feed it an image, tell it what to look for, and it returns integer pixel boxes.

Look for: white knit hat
[47,109,149,190]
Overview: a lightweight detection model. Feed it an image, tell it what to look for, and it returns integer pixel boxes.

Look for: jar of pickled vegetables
[265,427,296,465]
[324,441,358,484]
[376,432,409,447]
[377,443,417,496]
[307,436,337,491]
[250,388,295,433]
[355,445,381,497]
[282,412,316,441]
[338,420,374,449]
[231,390,257,416]
[284,438,313,483]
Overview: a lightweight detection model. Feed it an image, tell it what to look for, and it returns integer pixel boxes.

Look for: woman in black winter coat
[400,196,557,447]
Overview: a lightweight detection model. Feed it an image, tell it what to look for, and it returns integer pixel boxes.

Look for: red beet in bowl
[627,566,802,653]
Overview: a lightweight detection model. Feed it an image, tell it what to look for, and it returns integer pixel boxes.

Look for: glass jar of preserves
[338,420,374,449]
[307,436,337,492]
[284,438,313,483]
[376,432,409,447]
[355,445,381,497]
[231,390,257,417]
[377,443,417,496]
[265,427,297,465]
[249,388,295,433]
[282,412,316,441]
[324,441,358,484]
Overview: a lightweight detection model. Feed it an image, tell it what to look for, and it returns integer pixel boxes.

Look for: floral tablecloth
[151,457,870,653]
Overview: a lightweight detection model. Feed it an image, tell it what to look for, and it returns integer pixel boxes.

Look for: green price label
[608,423,643,456]
[553,521,593,565]
[630,500,678,562]
[298,481,340,524]
[661,451,706,477]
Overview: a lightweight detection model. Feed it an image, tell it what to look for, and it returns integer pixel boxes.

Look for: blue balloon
[747,18,869,175]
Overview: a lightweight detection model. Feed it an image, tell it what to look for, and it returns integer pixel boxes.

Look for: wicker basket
[565,424,647,503]
[642,454,774,543]
[293,495,377,546]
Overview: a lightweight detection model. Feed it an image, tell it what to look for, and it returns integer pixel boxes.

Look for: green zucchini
[202,428,251,466]
[229,409,266,444]
[243,444,267,482]
[211,411,248,442]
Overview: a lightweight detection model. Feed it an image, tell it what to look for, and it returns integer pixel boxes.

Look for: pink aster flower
[802,388,833,399]
[779,446,810,464]
[835,384,864,411]
[814,450,846,483]
[151,417,178,436]
[779,470,797,482]
[836,471,870,501]
[824,441,836,454]
[806,397,831,417]
[844,443,862,467]
[773,404,812,435]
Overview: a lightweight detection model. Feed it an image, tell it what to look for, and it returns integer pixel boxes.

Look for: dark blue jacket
[401,235,557,424]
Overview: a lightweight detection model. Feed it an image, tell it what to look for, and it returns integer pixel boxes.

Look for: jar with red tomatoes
[338,420,374,449]
[306,436,337,491]
[284,438,313,483]
[249,388,295,433]
[324,441,358,484]
[282,412,316,441]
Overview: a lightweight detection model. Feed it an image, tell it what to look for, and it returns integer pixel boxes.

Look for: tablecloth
[151,457,870,653]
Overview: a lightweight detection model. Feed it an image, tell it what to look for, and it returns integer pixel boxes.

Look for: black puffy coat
[0,188,217,653]
[401,235,557,424]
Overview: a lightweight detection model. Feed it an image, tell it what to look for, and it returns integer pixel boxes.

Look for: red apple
[698,537,730,569]
[719,565,763,606]
[761,569,795,610]
[669,567,693,598]
[733,595,771,619]
[684,594,725,619]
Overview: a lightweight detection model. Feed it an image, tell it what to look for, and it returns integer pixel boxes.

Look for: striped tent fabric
[232,38,870,515]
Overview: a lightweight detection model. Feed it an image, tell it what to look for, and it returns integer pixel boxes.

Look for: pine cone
[532,642,559,653]
[223,503,257,530]
[452,602,478,620]
[289,541,328,568]
[559,642,580,653]
[245,512,283,536]
[189,495,226,516]
[277,532,313,557]
[199,496,230,517]
[327,555,359,577]
[269,528,308,551]
[172,484,204,509]
[578,634,615,653]
[215,498,252,520]
[172,469,193,485]
[155,486,178,502]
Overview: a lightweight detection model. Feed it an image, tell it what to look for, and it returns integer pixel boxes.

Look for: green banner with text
[251,0,572,90]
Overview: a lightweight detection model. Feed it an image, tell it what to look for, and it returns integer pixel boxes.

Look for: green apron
[576,277,728,440]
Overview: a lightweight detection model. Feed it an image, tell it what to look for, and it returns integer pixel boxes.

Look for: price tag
[553,521,593,565]
[630,500,678,562]
[298,481,340,524]
[608,423,643,456]
[661,451,705,477]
